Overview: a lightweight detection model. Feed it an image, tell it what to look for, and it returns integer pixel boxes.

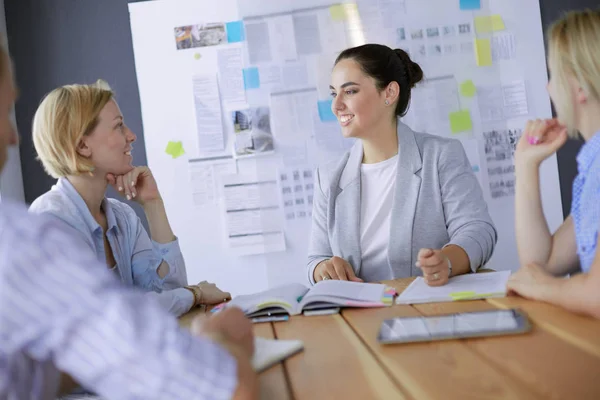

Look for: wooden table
[179,277,600,400]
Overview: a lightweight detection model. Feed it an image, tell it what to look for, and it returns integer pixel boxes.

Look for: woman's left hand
[506,263,554,301]
[416,248,451,286]
[106,166,161,205]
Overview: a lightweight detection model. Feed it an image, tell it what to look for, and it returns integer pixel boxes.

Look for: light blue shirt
[29,177,194,316]
[0,200,236,399]
[571,131,600,273]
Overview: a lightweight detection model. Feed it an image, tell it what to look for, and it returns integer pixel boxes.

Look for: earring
[385,100,390,106]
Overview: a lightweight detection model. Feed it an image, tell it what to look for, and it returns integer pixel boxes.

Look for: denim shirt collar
[55,177,118,234]
[576,131,600,175]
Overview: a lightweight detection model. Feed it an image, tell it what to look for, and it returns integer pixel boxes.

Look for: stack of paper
[395,271,511,304]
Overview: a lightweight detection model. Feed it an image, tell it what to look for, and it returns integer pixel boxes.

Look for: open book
[253,337,304,372]
[396,271,512,304]
[220,280,395,317]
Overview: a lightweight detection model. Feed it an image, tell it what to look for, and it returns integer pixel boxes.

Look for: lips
[338,114,354,126]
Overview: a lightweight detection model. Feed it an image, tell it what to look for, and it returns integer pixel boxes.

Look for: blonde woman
[29,81,230,316]
[508,9,600,319]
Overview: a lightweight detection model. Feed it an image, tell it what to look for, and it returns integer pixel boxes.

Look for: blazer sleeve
[438,140,498,271]
[307,167,334,285]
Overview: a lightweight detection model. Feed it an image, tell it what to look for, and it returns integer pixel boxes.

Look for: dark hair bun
[394,49,424,88]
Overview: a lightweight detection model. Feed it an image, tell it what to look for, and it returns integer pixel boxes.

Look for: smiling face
[329,58,393,139]
[78,100,136,176]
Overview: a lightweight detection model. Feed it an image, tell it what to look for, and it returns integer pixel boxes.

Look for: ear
[575,85,588,105]
[384,81,400,106]
[76,137,92,158]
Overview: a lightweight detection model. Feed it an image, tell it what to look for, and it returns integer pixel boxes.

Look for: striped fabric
[0,200,236,400]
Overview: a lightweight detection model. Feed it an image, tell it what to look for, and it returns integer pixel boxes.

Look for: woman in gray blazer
[308,44,497,286]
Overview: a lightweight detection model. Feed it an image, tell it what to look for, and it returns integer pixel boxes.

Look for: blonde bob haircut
[548,9,600,137]
[32,80,114,178]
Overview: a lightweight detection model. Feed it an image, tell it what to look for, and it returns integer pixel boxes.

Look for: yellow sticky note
[460,80,477,97]
[330,5,346,20]
[474,15,505,34]
[474,38,493,66]
[165,141,185,159]
[449,110,473,134]
[329,3,357,21]
[450,291,476,297]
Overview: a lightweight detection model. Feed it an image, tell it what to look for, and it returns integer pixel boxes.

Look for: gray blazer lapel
[388,122,423,277]
[333,141,363,274]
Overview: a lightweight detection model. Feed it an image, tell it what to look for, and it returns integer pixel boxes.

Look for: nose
[332,94,345,114]
[126,126,137,143]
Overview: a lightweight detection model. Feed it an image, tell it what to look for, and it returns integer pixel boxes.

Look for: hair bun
[394,49,424,88]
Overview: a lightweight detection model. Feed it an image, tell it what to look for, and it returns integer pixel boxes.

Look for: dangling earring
[385,100,390,106]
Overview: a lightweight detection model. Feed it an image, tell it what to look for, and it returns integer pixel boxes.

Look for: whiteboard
[128,0,563,296]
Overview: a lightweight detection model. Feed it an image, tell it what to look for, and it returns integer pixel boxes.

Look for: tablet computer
[377,308,531,344]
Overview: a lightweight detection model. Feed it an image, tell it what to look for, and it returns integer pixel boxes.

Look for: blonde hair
[32,80,114,178]
[548,9,600,136]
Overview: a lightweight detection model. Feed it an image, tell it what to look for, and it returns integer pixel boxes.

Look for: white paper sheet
[403,75,460,137]
[396,271,511,304]
[318,9,348,54]
[279,166,315,220]
[478,80,528,123]
[245,20,272,64]
[492,33,517,61]
[189,156,237,207]
[268,15,298,62]
[217,47,247,110]
[293,13,322,56]
[221,173,286,255]
[483,128,522,199]
[270,89,316,145]
[192,74,225,152]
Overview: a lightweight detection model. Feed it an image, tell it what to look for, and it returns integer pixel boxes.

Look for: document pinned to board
[395,271,512,304]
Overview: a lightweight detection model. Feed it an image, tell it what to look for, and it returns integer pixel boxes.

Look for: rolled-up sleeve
[307,167,333,285]
[438,140,498,271]
[130,219,194,316]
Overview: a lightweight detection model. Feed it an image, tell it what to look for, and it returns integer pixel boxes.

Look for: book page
[228,283,309,314]
[301,281,386,303]
[396,271,511,304]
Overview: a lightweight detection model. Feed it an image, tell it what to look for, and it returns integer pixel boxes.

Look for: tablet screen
[378,309,529,344]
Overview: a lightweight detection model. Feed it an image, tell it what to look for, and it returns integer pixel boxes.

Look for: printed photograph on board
[174,22,226,50]
[231,107,274,158]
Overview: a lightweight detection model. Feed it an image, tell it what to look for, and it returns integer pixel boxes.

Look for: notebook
[214,280,395,317]
[395,271,511,304]
[252,336,304,372]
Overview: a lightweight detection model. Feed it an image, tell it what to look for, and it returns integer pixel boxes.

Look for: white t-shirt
[359,155,398,282]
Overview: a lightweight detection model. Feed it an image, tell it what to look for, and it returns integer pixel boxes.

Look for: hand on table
[416,248,451,287]
[314,256,363,283]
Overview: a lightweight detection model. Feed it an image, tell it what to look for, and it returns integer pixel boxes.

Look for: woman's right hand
[313,256,364,283]
[515,119,568,168]
[193,281,232,306]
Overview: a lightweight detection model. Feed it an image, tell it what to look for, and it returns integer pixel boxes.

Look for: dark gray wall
[5,0,148,224]
[5,0,599,219]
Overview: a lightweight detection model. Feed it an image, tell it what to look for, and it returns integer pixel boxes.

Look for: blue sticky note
[460,0,481,10]
[226,20,245,43]
[243,67,260,90]
[317,99,337,122]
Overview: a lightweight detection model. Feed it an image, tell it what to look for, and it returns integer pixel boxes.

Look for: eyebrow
[113,116,123,121]
[329,82,360,90]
